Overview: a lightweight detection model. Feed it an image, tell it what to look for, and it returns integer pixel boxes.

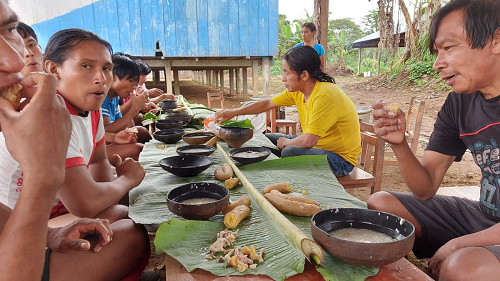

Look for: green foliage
[361,9,379,33]
[408,61,436,83]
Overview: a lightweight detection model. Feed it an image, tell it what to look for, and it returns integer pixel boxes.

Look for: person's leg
[49,219,150,281]
[264,133,296,146]
[106,143,144,162]
[280,146,353,177]
[135,126,151,143]
[133,113,143,126]
[48,205,129,228]
[440,246,500,281]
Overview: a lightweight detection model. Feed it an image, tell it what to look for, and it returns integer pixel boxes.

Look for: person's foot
[140,271,160,281]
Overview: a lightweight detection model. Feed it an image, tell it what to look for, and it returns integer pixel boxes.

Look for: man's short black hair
[429,0,500,53]
[135,60,151,75]
[112,53,140,82]
[16,22,37,42]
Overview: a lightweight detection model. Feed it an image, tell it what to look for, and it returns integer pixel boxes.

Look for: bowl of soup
[166,182,230,220]
[229,147,271,165]
[311,208,415,267]
[159,155,213,177]
[176,144,215,156]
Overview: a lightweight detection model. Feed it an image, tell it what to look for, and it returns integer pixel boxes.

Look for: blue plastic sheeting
[32,0,278,57]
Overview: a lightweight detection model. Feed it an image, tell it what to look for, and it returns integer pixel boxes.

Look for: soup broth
[329,228,396,243]
[180,197,218,205]
[233,151,267,158]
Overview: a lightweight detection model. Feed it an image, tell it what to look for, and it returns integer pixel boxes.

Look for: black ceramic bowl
[155,119,183,130]
[159,155,213,177]
[218,126,253,148]
[164,109,188,116]
[229,147,271,165]
[164,114,193,125]
[311,208,415,267]
[176,145,215,156]
[166,182,229,220]
[158,100,178,110]
[153,129,185,144]
[182,132,216,145]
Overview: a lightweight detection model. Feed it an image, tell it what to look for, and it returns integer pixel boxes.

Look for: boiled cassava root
[262,182,292,194]
[224,205,250,229]
[214,163,233,180]
[222,195,251,215]
[264,190,321,216]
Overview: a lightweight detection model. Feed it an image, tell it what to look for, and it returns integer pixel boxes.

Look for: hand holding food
[386,103,400,115]
[0,83,22,110]
[372,100,407,145]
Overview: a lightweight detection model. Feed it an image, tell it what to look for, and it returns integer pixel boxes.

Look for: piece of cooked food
[386,103,400,115]
[214,163,233,180]
[262,182,292,194]
[222,195,251,215]
[224,205,250,229]
[0,84,22,110]
[224,177,240,189]
[264,190,321,216]
[125,127,139,134]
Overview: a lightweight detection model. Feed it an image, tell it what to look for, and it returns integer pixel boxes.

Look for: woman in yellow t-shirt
[214,46,360,177]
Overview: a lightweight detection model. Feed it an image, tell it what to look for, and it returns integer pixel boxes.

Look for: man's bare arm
[213,99,276,124]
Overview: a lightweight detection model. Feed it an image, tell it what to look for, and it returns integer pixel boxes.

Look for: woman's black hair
[429,0,500,53]
[16,22,37,42]
[283,46,335,84]
[135,60,152,75]
[302,22,316,33]
[44,28,112,65]
[112,53,140,82]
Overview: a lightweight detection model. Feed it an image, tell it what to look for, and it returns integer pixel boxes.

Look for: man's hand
[372,99,406,145]
[0,73,72,189]
[147,88,164,98]
[141,101,158,114]
[277,137,287,150]
[114,129,138,144]
[115,157,145,188]
[130,89,148,113]
[46,218,113,253]
[213,109,237,124]
[429,238,460,277]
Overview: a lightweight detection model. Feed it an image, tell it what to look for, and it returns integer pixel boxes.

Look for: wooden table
[164,255,432,281]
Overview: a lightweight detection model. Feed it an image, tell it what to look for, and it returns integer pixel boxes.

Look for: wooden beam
[173,69,180,95]
[236,68,242,95]
[252,60,259,96]
[202,70,206,85]
[262,57,271,96]
[215,70,219,88]
[165,60,173,94]
[220,70,225,92]
[242,67,248,99]
[358,48,361,74]
[229,69,235,95]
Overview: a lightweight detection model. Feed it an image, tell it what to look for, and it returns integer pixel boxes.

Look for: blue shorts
[265,133,354,177]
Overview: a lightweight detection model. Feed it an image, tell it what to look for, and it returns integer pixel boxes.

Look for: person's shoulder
[314,43,325,50]
[294,42,303,47]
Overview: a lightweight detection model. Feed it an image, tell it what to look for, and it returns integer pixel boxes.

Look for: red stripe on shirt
[65,157,85,168]
[50,200,69,219]
[96,135,105,147]
[460,121,500,137]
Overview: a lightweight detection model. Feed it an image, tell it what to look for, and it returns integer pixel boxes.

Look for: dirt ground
[145,73,482,279]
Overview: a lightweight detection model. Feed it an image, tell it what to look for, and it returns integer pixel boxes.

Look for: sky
[278,0,383,29]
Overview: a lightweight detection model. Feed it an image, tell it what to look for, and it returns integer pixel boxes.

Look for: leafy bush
[408,61,436,83]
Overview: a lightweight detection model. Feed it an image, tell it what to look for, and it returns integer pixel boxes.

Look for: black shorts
[389,191,500,259]
[41,248,51,281]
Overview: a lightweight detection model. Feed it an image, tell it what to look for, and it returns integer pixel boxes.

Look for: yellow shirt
[272,81,361,166]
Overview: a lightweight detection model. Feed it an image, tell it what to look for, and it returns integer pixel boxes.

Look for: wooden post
[215,70,219,88]
[229,69,235,95]
[165,60,173,94]
[252,60,259,96]
[205,70,209,86]
[173,69,180,95]
[202,70,206,85]
[262,57,270,96]
[314,0,329,55]
[357,48,362,74]
[235,68,241,94]
[377,48,381,76]
[372,48,377,70]
[220,70,225,92]
[242,67,248,99]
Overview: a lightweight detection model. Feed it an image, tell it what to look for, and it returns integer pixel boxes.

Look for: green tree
[361,9,379,34]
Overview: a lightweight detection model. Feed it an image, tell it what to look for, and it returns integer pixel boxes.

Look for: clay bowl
[229,147,271,165]
[164,114,193,125]
[155,119,183,130]
[153,129,185,144]
[311,208,415,267]
[218,127,253,148]
[176,145,215,156]
[166,182,229,220]
[159,155,213,177]
[164,109,188,116]
[158,100,177,110]
[182,132,216,145]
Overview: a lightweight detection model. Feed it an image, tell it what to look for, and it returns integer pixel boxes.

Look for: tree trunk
[314,0,329,58]
[398,0,416,63]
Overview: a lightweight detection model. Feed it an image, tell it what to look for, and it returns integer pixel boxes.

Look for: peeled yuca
[264,190,321,217]
[0,84,22,109]
[224,205,250,229]
[262,182,292,194]
[386,103,400,115]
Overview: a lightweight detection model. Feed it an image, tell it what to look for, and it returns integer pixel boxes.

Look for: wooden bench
[338,121,385,194]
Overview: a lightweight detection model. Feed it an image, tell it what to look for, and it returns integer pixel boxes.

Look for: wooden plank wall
[31,0,278,57]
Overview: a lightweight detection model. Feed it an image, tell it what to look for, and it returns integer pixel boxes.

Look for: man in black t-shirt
[369,0,500,279]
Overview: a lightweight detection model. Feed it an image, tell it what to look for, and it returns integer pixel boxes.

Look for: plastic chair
[266,108,298,135]
[207,92,224,110]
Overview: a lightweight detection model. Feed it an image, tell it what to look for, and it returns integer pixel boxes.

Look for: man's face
[20,32,43,76]
[51,40,113,113]
[0,0,24,93]
[111,75,138,99]
[432,9,500,97]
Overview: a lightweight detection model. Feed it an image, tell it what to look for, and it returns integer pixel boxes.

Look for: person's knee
[440,247,499,281]
[281,146,304,157]
[366,191,394,212]
[98,204,129,222]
